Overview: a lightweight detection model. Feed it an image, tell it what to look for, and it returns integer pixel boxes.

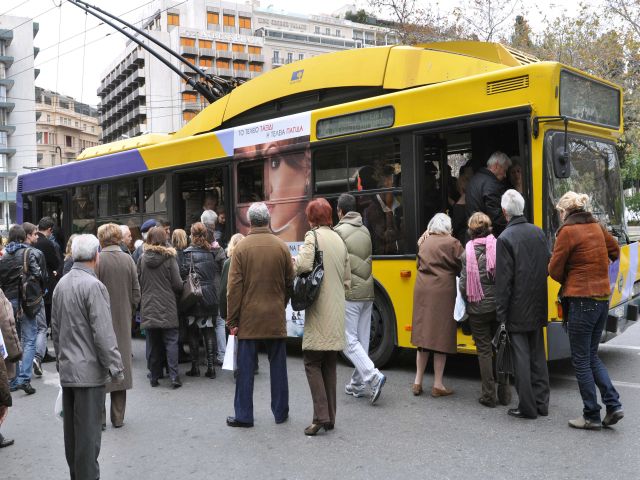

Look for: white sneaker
[32,358,42,378]
[370,373,386,405]
[344,384,365,398]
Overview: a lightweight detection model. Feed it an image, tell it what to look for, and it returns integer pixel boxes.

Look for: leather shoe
[508,408,536,419]
[226,416,253,428]
[538,409,549,417]
[0,434,14,448]
[275,414,289,424]
[150,379,159,387]
[431,386,453,398]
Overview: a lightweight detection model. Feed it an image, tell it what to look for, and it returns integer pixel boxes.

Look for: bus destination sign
[316,106,395,139]
[559,70,621,129]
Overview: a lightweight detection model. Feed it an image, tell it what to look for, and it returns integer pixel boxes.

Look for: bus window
[143,175,167,214]
[71,186,96,234]
[113,179,139,215]
[237,161,264,204]
[97,183,109,217]
[349,137,401,191]
[177,167,227,230]
[313,146,348,194]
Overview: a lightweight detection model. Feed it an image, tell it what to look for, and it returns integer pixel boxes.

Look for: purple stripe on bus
[217,129,234,156]
[622,242,638,301]
[609,259,620,294]
[19,149,148,193]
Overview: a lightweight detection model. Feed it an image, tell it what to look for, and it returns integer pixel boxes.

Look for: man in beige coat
[226,202,295,428]
[96,223,141,428]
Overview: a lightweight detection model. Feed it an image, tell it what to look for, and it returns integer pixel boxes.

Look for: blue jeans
[567,298,622,421]
[234,339,288,423]
[34,300,47,361]
[9,299,37,387]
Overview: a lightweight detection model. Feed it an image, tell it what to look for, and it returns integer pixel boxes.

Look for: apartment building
[96,0,265,143]
[0,15,39,229]
[35,87,101,168]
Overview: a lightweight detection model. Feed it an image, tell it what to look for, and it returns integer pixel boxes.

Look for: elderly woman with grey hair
[411,213,463,397]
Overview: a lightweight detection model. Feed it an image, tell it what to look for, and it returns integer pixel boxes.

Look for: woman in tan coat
[96,223,141,428]
[411,213,463,398]
[294,198,350,436]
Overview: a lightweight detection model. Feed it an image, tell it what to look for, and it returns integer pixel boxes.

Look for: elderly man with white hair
[495,189,550,420]
[466,151,512,236]
[52,234,124,480]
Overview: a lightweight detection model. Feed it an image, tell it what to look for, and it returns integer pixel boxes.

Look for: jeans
[34,300,47,361]
[9,299,37,387]
[343,301,379,390]
[567,298,622,422]
[215,315,226,363]
[147,328,179,382]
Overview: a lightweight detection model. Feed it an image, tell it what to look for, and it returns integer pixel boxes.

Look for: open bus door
[34,191,70,242]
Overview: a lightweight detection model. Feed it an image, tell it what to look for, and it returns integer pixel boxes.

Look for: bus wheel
[368,288,396,368]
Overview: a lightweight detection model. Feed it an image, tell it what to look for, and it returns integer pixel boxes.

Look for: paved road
[3,324,640,480]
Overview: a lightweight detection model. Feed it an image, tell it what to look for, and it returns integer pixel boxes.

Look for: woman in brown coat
[411,213,463,397]
[549,191,623,430]
[96,223,141,428]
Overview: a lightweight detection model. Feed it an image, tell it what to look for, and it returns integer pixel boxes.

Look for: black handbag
[20,248,43,318]
[180,253,202,310]
[491,323,514,384]
[291,230,324,311]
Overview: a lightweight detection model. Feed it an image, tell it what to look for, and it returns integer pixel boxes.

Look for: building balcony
[272,59,283,67]
[33,22,39,37]
[249,54,264,63]
[223,26,236,34]
[0,147,16,158]
[181,63,197,74]
[207,23,221,32]
[250,71,261,79]
[217,68,233,77]
[0,79,14,91]
[216,50,232,60]
[0,125,16,135]
[33,47,40,59]
[0,29,13,46]
[34,68,40,79]
[233,52,248,61]
[0,101,15,113]
[200,48,215,58]
[0,56,14,68]
[182,101,200,112]
[180,45,198,56]
[234,70,250,79]
[239,28,252,36]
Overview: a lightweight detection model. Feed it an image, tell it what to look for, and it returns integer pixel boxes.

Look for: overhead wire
[0,0,33,16]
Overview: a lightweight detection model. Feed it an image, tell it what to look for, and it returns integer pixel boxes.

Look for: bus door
[175,165,230,243]
[34,191,70,238]
[415,135,448,235]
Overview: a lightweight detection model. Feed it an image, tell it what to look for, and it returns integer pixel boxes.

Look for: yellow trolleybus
[18,42,638,366]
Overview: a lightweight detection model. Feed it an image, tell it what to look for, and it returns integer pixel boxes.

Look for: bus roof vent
[486,75,529,95]
[17,177,23,194]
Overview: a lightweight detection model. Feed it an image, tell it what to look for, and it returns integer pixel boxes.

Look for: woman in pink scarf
[459,213,511,408]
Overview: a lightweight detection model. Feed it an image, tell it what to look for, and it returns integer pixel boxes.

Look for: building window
[199,58,212,67]
[298,53,304,61]
[46,114,50,122]
[83,123,87,131]
[199,39,212,49]
[75,121,79,127]
[239,16,251,29]
[37,153,43,163]
[336,29,341,37]
[183,111,197,122]
[287,52,293,63]
[182,92,197,103]
[315,26,320,34]
[216,59,230,69]
[44,95,52,105]
[36,132,43,144]
[249,63,263,72]
[232,43,245,52]
[207,12,219,24]
[59,100,69,109]
[273,50,280,63]
[180,37,195,47]
[65,135,73,147]
[91,126,95,133]
[234,62,246,71]
[167,13,179,26]
[223,14,235,27]
[216,42,228,51]
[248,45,262,54]
[325,28,330,35]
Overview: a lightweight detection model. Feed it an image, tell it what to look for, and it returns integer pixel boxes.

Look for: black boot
[204,328,216,379]
[185,361,200,377]
[185,331,200,377]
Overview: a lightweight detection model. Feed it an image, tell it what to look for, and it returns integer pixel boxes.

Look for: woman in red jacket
[549,191,623,431]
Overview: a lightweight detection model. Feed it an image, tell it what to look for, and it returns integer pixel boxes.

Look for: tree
[453,0,522,42]
[510,15,534,50]
[344,9,376,24]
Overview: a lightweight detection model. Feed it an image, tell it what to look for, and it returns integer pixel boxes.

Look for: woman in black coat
[181,222,218,379]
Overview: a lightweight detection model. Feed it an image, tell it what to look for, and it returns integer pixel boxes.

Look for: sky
[1,0,598,107]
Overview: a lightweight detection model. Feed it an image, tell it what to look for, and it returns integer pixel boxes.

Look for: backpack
[20,248,43,318]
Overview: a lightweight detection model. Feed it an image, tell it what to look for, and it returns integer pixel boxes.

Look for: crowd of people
[0,151,626,478]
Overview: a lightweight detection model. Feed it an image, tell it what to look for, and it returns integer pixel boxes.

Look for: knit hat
[140,219,157,233]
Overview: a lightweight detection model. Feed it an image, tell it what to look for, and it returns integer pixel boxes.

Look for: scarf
[465,234,497,303]
[5,242,29,254]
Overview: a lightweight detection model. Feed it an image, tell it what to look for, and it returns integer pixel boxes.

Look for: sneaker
[602,408,624,427]
[17,383,36,395]
[344,384,365,398]
[370,373,386,405]
[33,358,43,377]
[568,416,601,430]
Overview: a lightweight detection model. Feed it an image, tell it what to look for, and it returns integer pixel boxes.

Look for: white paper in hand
[222,334,237,371]
[54,384,63,421]
[454,277,467,322]
[0,327,7,359]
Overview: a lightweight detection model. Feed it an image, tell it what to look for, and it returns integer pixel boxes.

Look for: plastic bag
[222,334,237,371]
[54,385,63,421]
[454,277,467,322]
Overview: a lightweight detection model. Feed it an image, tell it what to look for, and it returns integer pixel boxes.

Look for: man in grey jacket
[52,234,124,480]
[334,194,386,405]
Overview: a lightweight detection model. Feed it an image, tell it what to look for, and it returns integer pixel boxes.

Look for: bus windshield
[546,133,625,241]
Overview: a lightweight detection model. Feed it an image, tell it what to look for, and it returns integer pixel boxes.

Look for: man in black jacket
[495,189,550,420]
[466,151,511,236]
[34,217,62,338]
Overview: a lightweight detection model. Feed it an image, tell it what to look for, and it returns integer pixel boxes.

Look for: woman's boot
[185,330,200,377]
[204,328,217,379]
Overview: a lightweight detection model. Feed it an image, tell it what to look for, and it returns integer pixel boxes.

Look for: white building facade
[0,16,39,229]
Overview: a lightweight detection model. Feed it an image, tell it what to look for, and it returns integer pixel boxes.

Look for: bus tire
[368,286,397,369]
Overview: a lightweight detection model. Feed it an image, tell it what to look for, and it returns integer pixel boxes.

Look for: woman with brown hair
[181,222,218,379]
[294,198,350,436]
[138,227,183,389]
[459,212,510,408]
[172,228,190,362]
[96,223,141,427]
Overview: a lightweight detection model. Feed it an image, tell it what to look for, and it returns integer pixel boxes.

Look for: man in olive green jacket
[334,194,386,405]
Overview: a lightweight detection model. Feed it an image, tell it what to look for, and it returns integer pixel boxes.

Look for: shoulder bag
[291,230,324,311]
[20,248,43,318]
[491,323,514,384]
[180,252,203,310]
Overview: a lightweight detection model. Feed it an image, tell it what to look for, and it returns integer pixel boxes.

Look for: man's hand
[0,405,8,426]
[229,326,238,336]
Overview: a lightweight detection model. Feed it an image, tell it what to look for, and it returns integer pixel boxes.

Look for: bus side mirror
[552,133,570,178]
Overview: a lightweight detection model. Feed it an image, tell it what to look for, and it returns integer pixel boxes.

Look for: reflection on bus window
[237,161,264,203]
[178,168,225,229]
[98,183,109,217]
[358,192,404,255]
[143,175,167,213]
[71,186,96,234]
[113,179,139,215]
[349,137,401,190]
[314,146,348,194]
